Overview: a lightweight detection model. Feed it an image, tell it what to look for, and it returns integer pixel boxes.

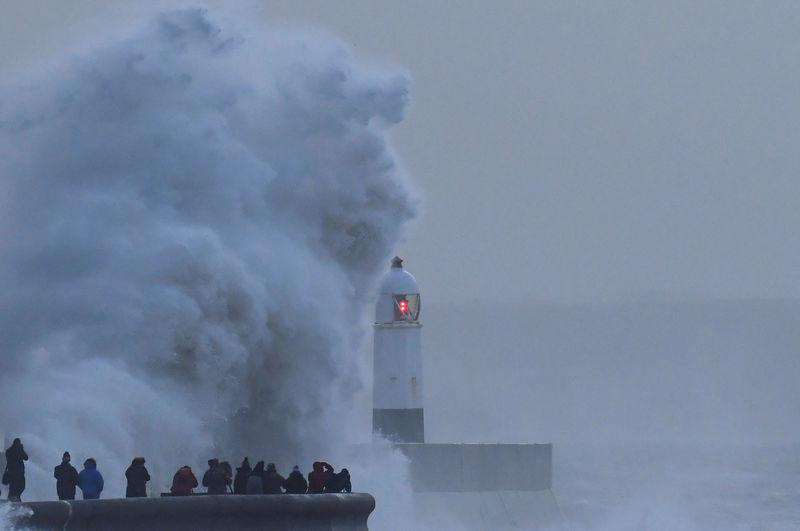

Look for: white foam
[0,6,417,502]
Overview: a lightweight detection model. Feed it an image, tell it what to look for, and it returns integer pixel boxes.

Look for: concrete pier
[395,443,564,529]
[15,493,375,531]
[395,443,552,492]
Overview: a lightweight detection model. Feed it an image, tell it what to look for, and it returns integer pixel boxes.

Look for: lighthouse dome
[375,256,421,324]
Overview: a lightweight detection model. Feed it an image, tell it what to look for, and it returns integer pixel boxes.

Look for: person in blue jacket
[77,458,104,499]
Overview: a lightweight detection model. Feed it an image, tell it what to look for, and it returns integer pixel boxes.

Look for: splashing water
[0,6,417,510]
[0,502,33,530]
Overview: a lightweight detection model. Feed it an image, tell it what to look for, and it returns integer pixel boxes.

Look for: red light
[398,300,408,312]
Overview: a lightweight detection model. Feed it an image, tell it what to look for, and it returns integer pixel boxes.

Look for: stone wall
[395,443,552,492]
[16,493,375,531]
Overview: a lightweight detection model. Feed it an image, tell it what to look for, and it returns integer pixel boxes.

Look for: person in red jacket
[307,461,332,494]
[171,465,198,496]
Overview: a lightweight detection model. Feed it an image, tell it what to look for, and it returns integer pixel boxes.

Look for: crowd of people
[171,458,351,496]
[1,437,352,501]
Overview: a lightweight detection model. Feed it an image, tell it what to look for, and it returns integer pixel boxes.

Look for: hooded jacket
[5,441,28,476]
[171,466,198,496]
[307,462,332,494]
[283,469,308,494]
[203,460,231,495]
[78,459,104,499]
[4,440,28,499]
[324,468,352,493]
[125,458,150,498]
[263,463,284,494]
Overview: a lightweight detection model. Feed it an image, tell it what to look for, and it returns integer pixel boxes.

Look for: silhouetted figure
[307,461,332,494]
[4,438,28,501]
[171,466,198,496]
[233,457,251,494]
[125,457,150,498]
[54,451,79,500]
[78,458,104,500]
[283,465,308,494]
[202,458,231,495]
[263,463,284,494]
[246,461,265,494]
[324,468,352,493]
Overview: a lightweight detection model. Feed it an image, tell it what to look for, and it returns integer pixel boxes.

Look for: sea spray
[0,502,33,531]
[0,7,417,516]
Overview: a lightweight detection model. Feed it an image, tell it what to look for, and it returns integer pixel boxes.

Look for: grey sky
[3,1,799,304]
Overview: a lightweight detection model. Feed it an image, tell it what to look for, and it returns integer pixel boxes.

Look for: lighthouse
[368,256,560,528]
[372,256,424,443]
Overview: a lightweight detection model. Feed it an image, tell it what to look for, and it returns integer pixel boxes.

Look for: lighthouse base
[372,408,424,443]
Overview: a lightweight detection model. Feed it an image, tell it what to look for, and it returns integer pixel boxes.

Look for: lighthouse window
[393,293,420,321]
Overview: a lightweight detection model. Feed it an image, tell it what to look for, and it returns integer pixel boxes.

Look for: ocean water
[555,444,800,530]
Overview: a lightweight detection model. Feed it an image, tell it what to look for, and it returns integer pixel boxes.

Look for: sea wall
[395,443,552,492]
[16,493,375,531]
[394,443,562,528]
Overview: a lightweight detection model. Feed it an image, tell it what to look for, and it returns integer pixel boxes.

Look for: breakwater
[14,493,375,531]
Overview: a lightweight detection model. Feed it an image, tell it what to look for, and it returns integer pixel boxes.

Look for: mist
[0,6,416,503]
[424,298,800,446]
[421,297,800,528]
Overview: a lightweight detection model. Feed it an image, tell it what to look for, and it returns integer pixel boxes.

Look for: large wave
[0,7,417,501]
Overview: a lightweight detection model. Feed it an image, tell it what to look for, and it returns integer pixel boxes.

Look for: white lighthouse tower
[372,256,424,442]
